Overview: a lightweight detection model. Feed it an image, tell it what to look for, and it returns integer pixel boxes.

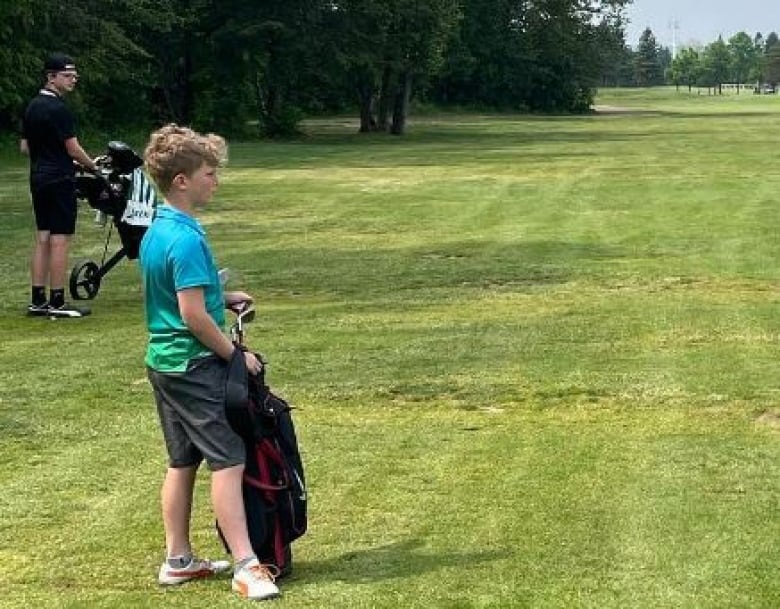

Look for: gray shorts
[148,355,245,471]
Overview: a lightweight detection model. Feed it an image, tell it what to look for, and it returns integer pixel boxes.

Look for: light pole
[668,18,680,58]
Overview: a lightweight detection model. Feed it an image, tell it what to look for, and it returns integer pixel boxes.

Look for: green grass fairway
[2,87,780,608]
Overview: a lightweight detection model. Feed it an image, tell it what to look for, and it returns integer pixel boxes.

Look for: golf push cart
[70,141,158,300]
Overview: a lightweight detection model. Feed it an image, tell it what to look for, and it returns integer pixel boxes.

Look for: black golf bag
[71,141,158,300]
[219,353,307,577]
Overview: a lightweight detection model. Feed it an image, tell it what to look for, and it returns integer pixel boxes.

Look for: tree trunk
[358,95,373,133]
[253,71,278,134]
[160,38,193,123]
[357,81,376,133]
[377,65,394,132]
[390,70,412,136]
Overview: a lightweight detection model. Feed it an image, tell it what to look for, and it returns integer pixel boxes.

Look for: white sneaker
[26,302,50,317]
[48,302,91,318]
[232,558,280,600]
[158,556,231,585]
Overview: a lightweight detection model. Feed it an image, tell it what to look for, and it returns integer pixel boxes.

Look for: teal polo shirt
[139,204,226,372]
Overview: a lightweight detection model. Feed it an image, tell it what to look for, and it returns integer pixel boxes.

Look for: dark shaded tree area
[0,0,630,139]
[432,0,630,112]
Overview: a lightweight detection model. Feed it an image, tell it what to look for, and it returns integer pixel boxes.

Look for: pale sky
[624,0,780,50]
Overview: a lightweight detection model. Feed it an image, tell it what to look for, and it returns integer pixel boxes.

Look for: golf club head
[231,306,256,345]
[237,306,256,329]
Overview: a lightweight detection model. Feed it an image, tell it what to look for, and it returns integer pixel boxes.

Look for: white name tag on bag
[121,169,157,227]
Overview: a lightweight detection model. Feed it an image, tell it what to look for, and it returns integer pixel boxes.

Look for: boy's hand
[243,350,264,376]
[225,291,253,312]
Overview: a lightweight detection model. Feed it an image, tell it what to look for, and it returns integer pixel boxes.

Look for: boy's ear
[172,173,187,189]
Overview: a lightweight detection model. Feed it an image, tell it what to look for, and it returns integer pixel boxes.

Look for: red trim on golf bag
[243,439,292,569]
[245,440,288,492]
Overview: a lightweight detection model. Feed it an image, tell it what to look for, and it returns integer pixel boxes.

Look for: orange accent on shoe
[235,580,249,597]
[167,568,213,579]
[249,563,279,582]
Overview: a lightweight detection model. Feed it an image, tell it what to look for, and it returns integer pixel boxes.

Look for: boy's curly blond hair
[143,123,228,195]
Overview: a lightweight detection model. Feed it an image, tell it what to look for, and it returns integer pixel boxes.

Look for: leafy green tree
[766,44,780,86]
[765,32,779,53]
[181,0,330,136]
[434,0,631,111]
[0,1,41,131]
[526,0,632,110]
[669,47,700,92]
[762,32,780,87]
[728,32,757,92]
[701,37,730,94]
[1,0,151,134]
[749,33,766,83]
[600,43,635,86]
[123,0,199,127]
[304,0,460,135]
[633,28,662,86]
[325,1,392,132]
[657,46,672,82]
[434,0,535,109]
[387,0,462,134]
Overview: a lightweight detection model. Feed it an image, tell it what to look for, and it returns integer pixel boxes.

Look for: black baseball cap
[43,53,76,73]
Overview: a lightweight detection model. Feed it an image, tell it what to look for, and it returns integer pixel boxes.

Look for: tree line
[0,0,630,139]
[603,27,780,92]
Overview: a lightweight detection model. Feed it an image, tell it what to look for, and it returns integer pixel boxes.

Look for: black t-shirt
[22,90,77,187]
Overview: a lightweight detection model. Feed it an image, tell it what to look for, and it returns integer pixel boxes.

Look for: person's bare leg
[219,464,279,599]
[31,231,50,287]
[211,464,255,560]
[161,466,197,557]
[48,234,71,291]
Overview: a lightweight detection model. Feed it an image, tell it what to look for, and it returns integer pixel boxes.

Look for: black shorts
[148,355,245,471]
[31,179,78,235]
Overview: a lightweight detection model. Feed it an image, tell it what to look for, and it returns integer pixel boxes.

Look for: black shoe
[27,302,50,316]
[48,302,92,318]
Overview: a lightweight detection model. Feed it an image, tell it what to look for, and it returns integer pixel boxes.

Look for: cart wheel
[69,260,101,300]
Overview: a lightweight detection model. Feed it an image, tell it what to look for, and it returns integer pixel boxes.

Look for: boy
[21,52,96,318]
[140,124,279,601]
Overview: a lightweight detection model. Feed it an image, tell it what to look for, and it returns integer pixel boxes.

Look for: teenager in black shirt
[21,53,97,318]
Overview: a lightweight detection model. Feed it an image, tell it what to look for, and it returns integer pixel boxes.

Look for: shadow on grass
[230,128,656,169]
[219,240,627,300]
[228,109,775,170]
[229,119,691,170]
[293,539,510,584]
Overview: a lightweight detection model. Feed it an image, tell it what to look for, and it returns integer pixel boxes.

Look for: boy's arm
[178,287,235,360]
[64,137,98,172]
[178,287,264,375]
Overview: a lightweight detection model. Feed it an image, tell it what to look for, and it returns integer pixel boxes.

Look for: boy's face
[186,163,219,207]
[47,70,79,95]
